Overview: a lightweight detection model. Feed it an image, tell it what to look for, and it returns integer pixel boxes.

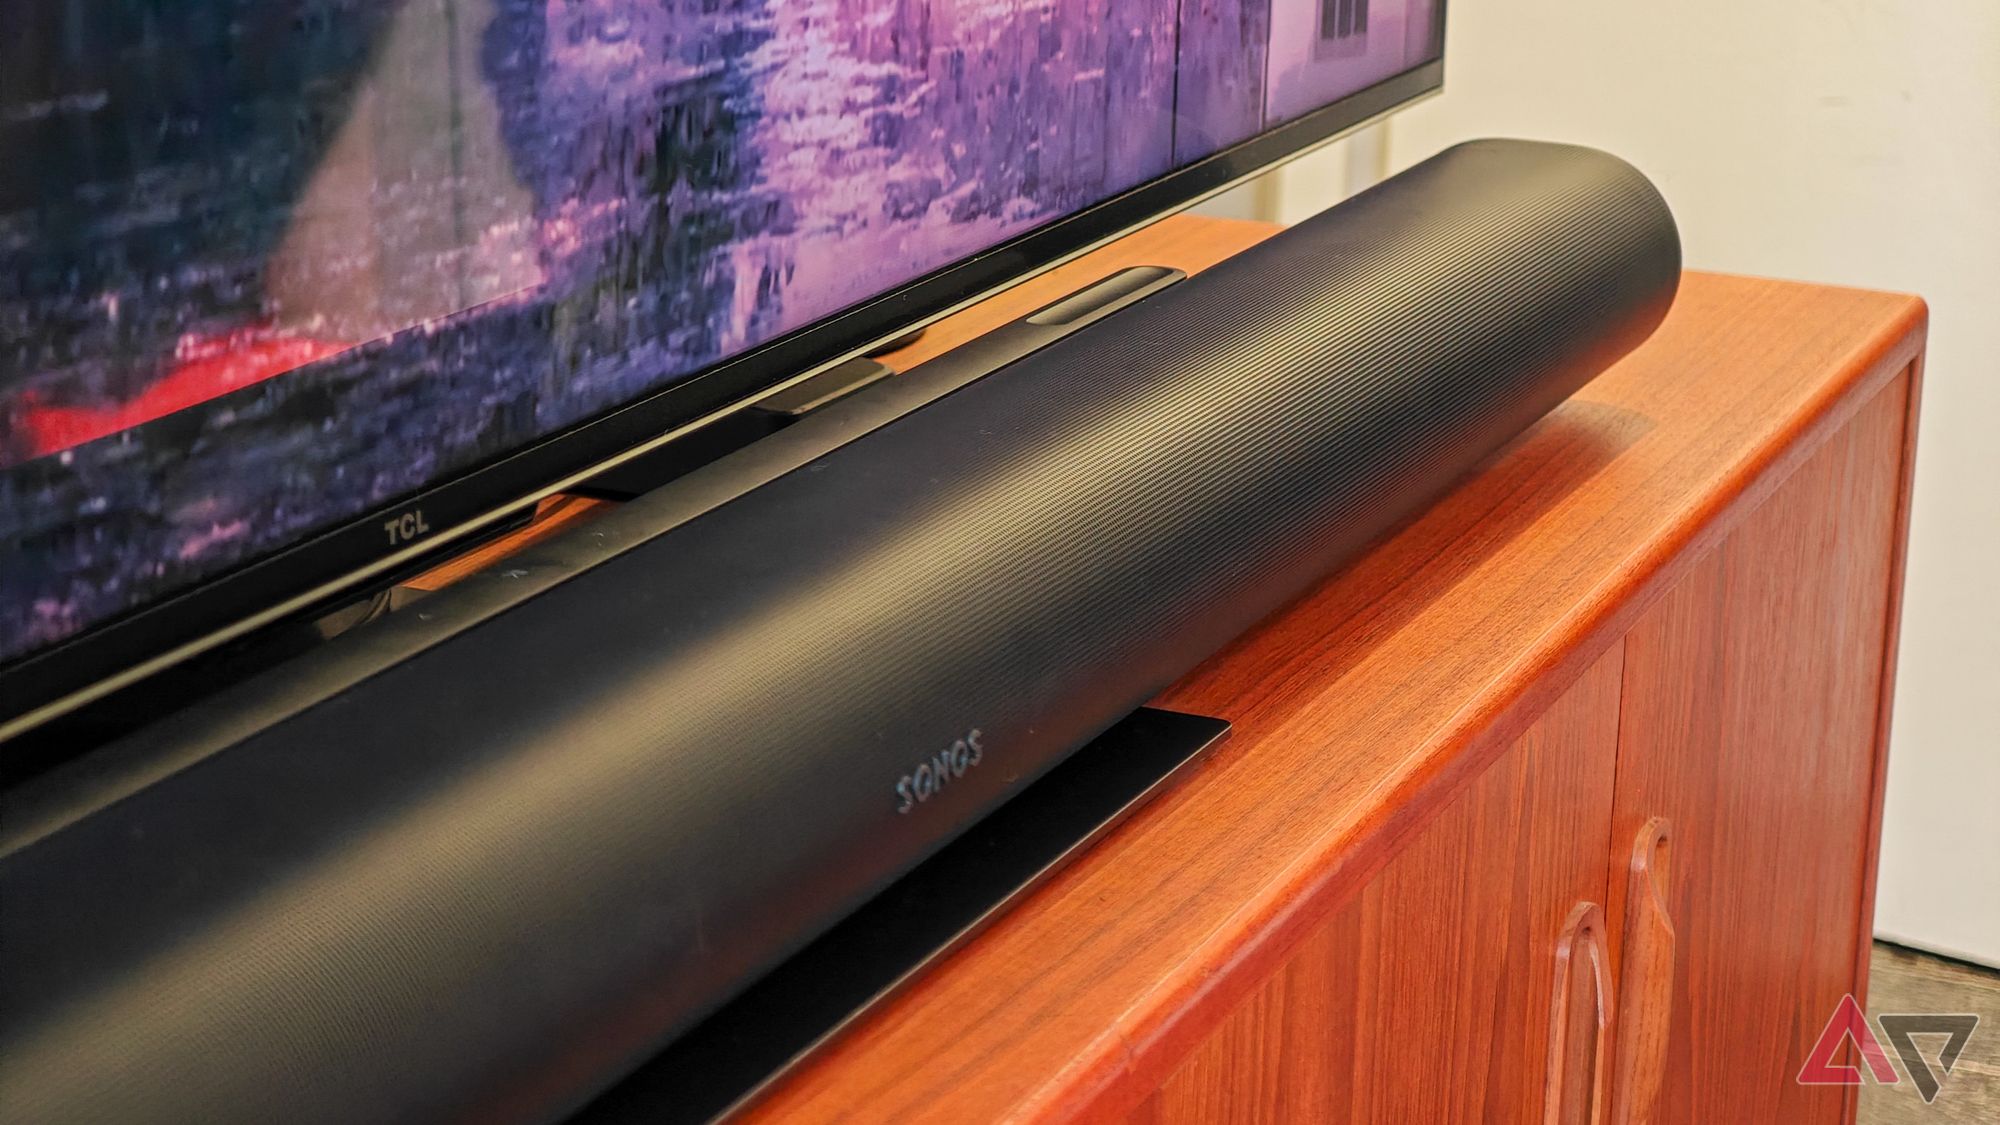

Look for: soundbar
[0,139,1681,1123]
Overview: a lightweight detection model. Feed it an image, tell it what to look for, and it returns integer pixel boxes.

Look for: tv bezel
[1,28,1446,740]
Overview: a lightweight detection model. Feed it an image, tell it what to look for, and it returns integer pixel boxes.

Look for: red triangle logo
[1798,993,1900,1086]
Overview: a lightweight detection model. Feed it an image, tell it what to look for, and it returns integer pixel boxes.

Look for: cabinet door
[1129,648,1625,1124]
[1608,375,1912,1124]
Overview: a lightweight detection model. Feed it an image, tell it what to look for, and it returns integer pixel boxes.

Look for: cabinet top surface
[744,214,1926,1122]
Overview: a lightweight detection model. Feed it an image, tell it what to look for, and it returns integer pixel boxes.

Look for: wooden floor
[1858,943,2000,1123]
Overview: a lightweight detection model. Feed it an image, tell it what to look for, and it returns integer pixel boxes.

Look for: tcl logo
[383,509,432,547]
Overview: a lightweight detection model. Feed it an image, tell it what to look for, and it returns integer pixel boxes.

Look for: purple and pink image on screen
[0,0,1438,665]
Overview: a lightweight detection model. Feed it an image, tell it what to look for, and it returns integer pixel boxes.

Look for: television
[0,0,1444,740]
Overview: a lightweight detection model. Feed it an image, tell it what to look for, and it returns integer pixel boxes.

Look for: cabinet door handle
[1545,901,1613,1125]
[1611,818,1675,1125]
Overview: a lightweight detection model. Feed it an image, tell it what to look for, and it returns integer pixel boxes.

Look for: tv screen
[0,0,1442,728]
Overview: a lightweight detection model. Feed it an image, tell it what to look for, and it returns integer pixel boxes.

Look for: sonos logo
[895,729,986,814]
[383,509,432,546]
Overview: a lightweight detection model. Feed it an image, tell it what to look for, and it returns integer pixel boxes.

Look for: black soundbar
[0,140,1680,1123]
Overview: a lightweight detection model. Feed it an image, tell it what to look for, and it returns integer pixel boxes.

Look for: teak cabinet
[1132,371,1912,1124]
[740,216,1925,1124]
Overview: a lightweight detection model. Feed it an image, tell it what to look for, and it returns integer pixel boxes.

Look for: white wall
[1239,2,2000,963]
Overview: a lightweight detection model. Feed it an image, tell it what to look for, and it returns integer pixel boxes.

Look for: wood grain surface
[1127,649,1624,1125]
[1606,373,1913,1124]
[1609,818,1675,1125]
[734,213,1924,1123]
[1544,901,1615,1125]
[1849,351,1926,1084]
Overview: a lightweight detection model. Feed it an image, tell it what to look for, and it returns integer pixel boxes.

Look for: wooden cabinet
[1604,374,1913,1124]
[1124,368,1915,1125]
[740,216,1925,1124]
